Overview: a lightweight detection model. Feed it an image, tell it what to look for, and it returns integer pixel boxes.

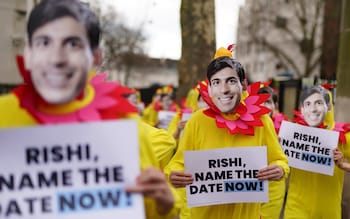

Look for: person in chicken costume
[164,46,289,219]
[284,86,350,219]
[143,85,180,128]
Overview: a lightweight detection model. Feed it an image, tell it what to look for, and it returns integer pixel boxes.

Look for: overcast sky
[99,0,246,60]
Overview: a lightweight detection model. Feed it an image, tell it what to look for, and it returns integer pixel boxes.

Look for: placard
[0,120,144,219]
[157,110,177,129]
[279,121,339,175]
[184,147,268,207]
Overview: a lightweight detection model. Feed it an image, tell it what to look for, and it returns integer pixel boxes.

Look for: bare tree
[239,0,324,78]
[99,7,148,85]
[177,0,216,101]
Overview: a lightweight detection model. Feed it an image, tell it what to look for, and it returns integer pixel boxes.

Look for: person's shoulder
[123,115,160,168]
[0,93,18,104]
[184,108,207,126]
[0,93,23,112]
[258,114,275,130]
[126,114,151,132]
[133,116,172,141]
[260,114,273,123]
[191,108,206,119]
[0,93,38,127]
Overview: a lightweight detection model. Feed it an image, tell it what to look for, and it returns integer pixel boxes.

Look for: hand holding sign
[178,120,187,130]
[126,168,174,215]
[333,148,343,166]
[174,121,188,139]
[256,164,284,180]
[169,171,194,188]
[333,148,350,172]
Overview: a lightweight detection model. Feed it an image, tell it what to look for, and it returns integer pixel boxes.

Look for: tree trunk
[177,0,216,103]
[335,0,350,121]
[320,0,341,80]
[335,0,350,218]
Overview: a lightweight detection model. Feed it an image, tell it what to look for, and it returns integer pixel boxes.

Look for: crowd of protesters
[0,1,349,219]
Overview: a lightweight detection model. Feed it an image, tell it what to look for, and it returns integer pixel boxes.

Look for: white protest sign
[279,121,339,175]
[157,110,177,129]
[184,147,268,207]
[0,120,145,219]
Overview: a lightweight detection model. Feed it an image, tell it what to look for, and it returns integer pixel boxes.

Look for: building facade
[108,58,178,88]
[0,0,36,93]
[236,0,324,82]
[0,0,178,94]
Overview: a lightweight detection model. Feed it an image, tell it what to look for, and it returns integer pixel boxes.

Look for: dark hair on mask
[301,86,330,106]
[206,56,245,84]
[27,0,100,50]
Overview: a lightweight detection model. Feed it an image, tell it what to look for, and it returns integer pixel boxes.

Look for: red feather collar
[12,60,137,124]
[199,81,271,135]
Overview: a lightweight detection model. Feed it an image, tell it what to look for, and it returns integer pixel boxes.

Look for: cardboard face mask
[209,67,242,114]
[25,17,94,104]
[301,93,329,127]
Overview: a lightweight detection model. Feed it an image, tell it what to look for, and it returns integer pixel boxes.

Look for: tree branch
[293,0,308,38]
[262,40,302,77]
[310,0,324,44]
[306,53,322,77]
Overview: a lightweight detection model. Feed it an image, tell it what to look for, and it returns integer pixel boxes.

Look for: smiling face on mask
[301,93,329,127]
[208,67,242,114]
[25,16,99,105]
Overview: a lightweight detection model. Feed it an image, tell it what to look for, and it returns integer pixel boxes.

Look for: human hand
[334,148,344,168]
[169,171,193,188]
[126,168,174,215]
[256,164,284,180]
[178,120,187,130]
[174,121,187,139]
